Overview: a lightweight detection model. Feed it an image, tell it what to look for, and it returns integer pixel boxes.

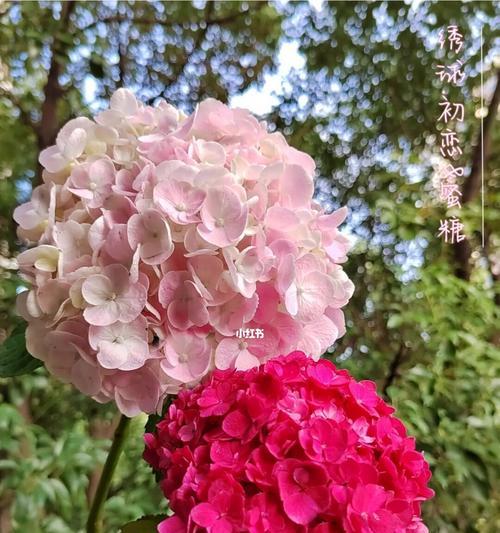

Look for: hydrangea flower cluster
[144,351,434,533]
[14,89,354,415]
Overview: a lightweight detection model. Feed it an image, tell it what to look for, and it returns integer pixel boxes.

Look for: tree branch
[38,1,76,148]
[33,0,76,185]
[117,25,127,90]
[453,69,500,280]
[463,69,500,203]
[80,10,249,32]
[145,2,215,106]
[382,344,406,400]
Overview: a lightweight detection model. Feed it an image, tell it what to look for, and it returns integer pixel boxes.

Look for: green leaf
[0,322,42,377]
[120,515,168,533]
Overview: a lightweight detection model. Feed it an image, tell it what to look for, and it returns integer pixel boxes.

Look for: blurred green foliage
[1,373,163,532]
[0,1,499,532]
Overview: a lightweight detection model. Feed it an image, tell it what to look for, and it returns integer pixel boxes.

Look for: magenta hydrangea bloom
[14,89,354,415]
[144,351,434,533]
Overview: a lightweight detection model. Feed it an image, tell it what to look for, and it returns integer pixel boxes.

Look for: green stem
[87,414,132,533]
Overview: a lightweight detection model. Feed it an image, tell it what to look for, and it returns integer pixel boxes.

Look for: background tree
[0,1,499,532]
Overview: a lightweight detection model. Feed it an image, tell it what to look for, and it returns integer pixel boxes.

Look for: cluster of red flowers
[144,351,434,532]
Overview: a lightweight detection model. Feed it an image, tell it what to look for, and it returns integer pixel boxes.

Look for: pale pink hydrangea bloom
[15,89,354,415]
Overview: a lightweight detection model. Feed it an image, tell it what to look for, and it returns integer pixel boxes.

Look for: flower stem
[87,414,132,533]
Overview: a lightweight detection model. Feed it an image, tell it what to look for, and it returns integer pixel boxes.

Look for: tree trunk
[35,0,76,184]
[453,70,500,280]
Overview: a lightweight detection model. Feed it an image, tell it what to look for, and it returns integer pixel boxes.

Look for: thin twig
[80,10,250,32]
[382,344,406,399]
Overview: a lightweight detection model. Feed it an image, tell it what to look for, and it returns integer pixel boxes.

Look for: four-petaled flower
[82,264,147,325]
